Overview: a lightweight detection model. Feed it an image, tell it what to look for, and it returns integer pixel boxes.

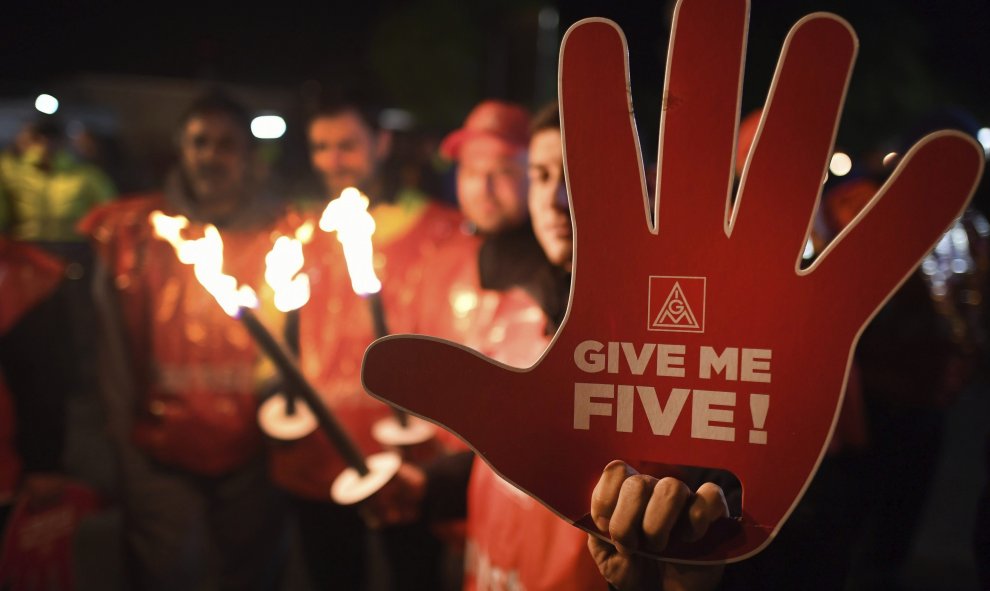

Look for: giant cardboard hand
[362,0,984,563]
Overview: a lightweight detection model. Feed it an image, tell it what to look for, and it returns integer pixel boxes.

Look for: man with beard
[82,92,290,591]
[272,96,474,590]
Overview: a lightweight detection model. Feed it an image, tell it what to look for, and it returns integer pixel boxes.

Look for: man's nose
[329,149,347,169]
[554,182,569,211]
[198,142,221,162]
[484,174,499,198]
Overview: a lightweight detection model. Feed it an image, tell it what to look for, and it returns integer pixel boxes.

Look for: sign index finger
[560,19,652,263]
[655,0,748,244]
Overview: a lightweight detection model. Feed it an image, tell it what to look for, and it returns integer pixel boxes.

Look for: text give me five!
[572,340,773,445]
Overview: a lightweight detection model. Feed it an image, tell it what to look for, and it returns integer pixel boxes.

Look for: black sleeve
[421,450,474,521]
[0,283,72,474]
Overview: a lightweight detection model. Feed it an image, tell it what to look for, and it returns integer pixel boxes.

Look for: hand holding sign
[587,461,727,589]
[363,0,984,562]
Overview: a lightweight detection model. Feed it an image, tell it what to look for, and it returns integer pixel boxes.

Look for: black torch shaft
[368,291,389,339]
[285,308,301,356]
[367,292,409,427]
[281,310,300,415]
[240,308,369,475]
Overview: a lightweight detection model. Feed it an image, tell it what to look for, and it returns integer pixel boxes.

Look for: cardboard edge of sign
[362,2,985,565]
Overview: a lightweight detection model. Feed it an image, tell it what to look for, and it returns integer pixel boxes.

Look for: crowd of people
[0,81,987,591]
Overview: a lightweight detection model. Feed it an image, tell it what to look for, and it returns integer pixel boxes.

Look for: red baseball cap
[440,100,531,160]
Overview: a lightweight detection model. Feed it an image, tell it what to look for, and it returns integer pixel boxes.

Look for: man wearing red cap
[363,102,602,590]
[441,100,532,236]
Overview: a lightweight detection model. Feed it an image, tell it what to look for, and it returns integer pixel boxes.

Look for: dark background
[1,0,988,194]
[2,3,989,590]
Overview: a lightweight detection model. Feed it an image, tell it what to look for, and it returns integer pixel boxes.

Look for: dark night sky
[2,1,988,159]
[4,2,988,98]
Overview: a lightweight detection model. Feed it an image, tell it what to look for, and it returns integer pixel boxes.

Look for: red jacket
[81,194,301,475]
[465,461,603,591]
[460,312,602,591]
[273,198,478,498]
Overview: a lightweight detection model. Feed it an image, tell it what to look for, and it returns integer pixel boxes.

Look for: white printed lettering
[691,389,736,441]
[699,346,738,380]
[574,340,605,373]
[574,383,614,429]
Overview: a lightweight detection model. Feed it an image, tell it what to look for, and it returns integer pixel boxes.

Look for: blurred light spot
[921,258,937,275]
[951,258,969,274]
[251,115,286,139]
[978,127,990,157]
[451,290,478,319]
[802,238,815,260]
[934,233,953,256]
[538,7,559,29]
[295,221,315,244]
[379,108,414,132]
[951,226,970,250]
[829,152,852,176]
[35,94,59,114]
[882,152,898,167]
[974,215,990,237]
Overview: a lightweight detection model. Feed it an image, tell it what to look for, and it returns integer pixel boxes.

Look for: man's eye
[529,168,549,183]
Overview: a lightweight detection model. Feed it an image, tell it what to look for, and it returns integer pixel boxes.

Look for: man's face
[456,136,528,234]
[528,128,572,269]
[178,113,251,205]
[308,112,389,198]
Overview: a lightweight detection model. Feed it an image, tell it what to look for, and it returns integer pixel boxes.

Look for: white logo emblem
[648,276,706,333]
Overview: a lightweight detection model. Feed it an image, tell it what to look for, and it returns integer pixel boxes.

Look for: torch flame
[265,235,311,312]
[295,220,315,244]
[318,187,382,296]
[150,211,189,247]
[150,211,258,316]
[151,211,313,315]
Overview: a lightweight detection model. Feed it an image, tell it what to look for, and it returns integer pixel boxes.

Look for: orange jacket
[81,194,301,475]
[458,291,602,591]
[465,461,603,591]
[273,198,481,498]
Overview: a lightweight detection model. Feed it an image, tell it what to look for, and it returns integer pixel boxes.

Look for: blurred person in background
[454,102,601,590]
[81,92,290,591]
[0,117,117,432]
[275,93,474,590]
[0,237,102,591]
[360,101,604,590]
[0,117,116,249]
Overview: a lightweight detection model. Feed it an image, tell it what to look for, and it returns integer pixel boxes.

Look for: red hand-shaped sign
[363,0,984,563]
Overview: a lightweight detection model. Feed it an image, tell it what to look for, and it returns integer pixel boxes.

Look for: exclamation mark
[749,394,769,444]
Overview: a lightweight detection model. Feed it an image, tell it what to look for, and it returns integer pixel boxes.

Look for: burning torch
[149,211,400,505]
[319,188,436,448]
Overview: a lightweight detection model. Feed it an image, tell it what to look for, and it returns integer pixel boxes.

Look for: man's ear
[375,130,393,162]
